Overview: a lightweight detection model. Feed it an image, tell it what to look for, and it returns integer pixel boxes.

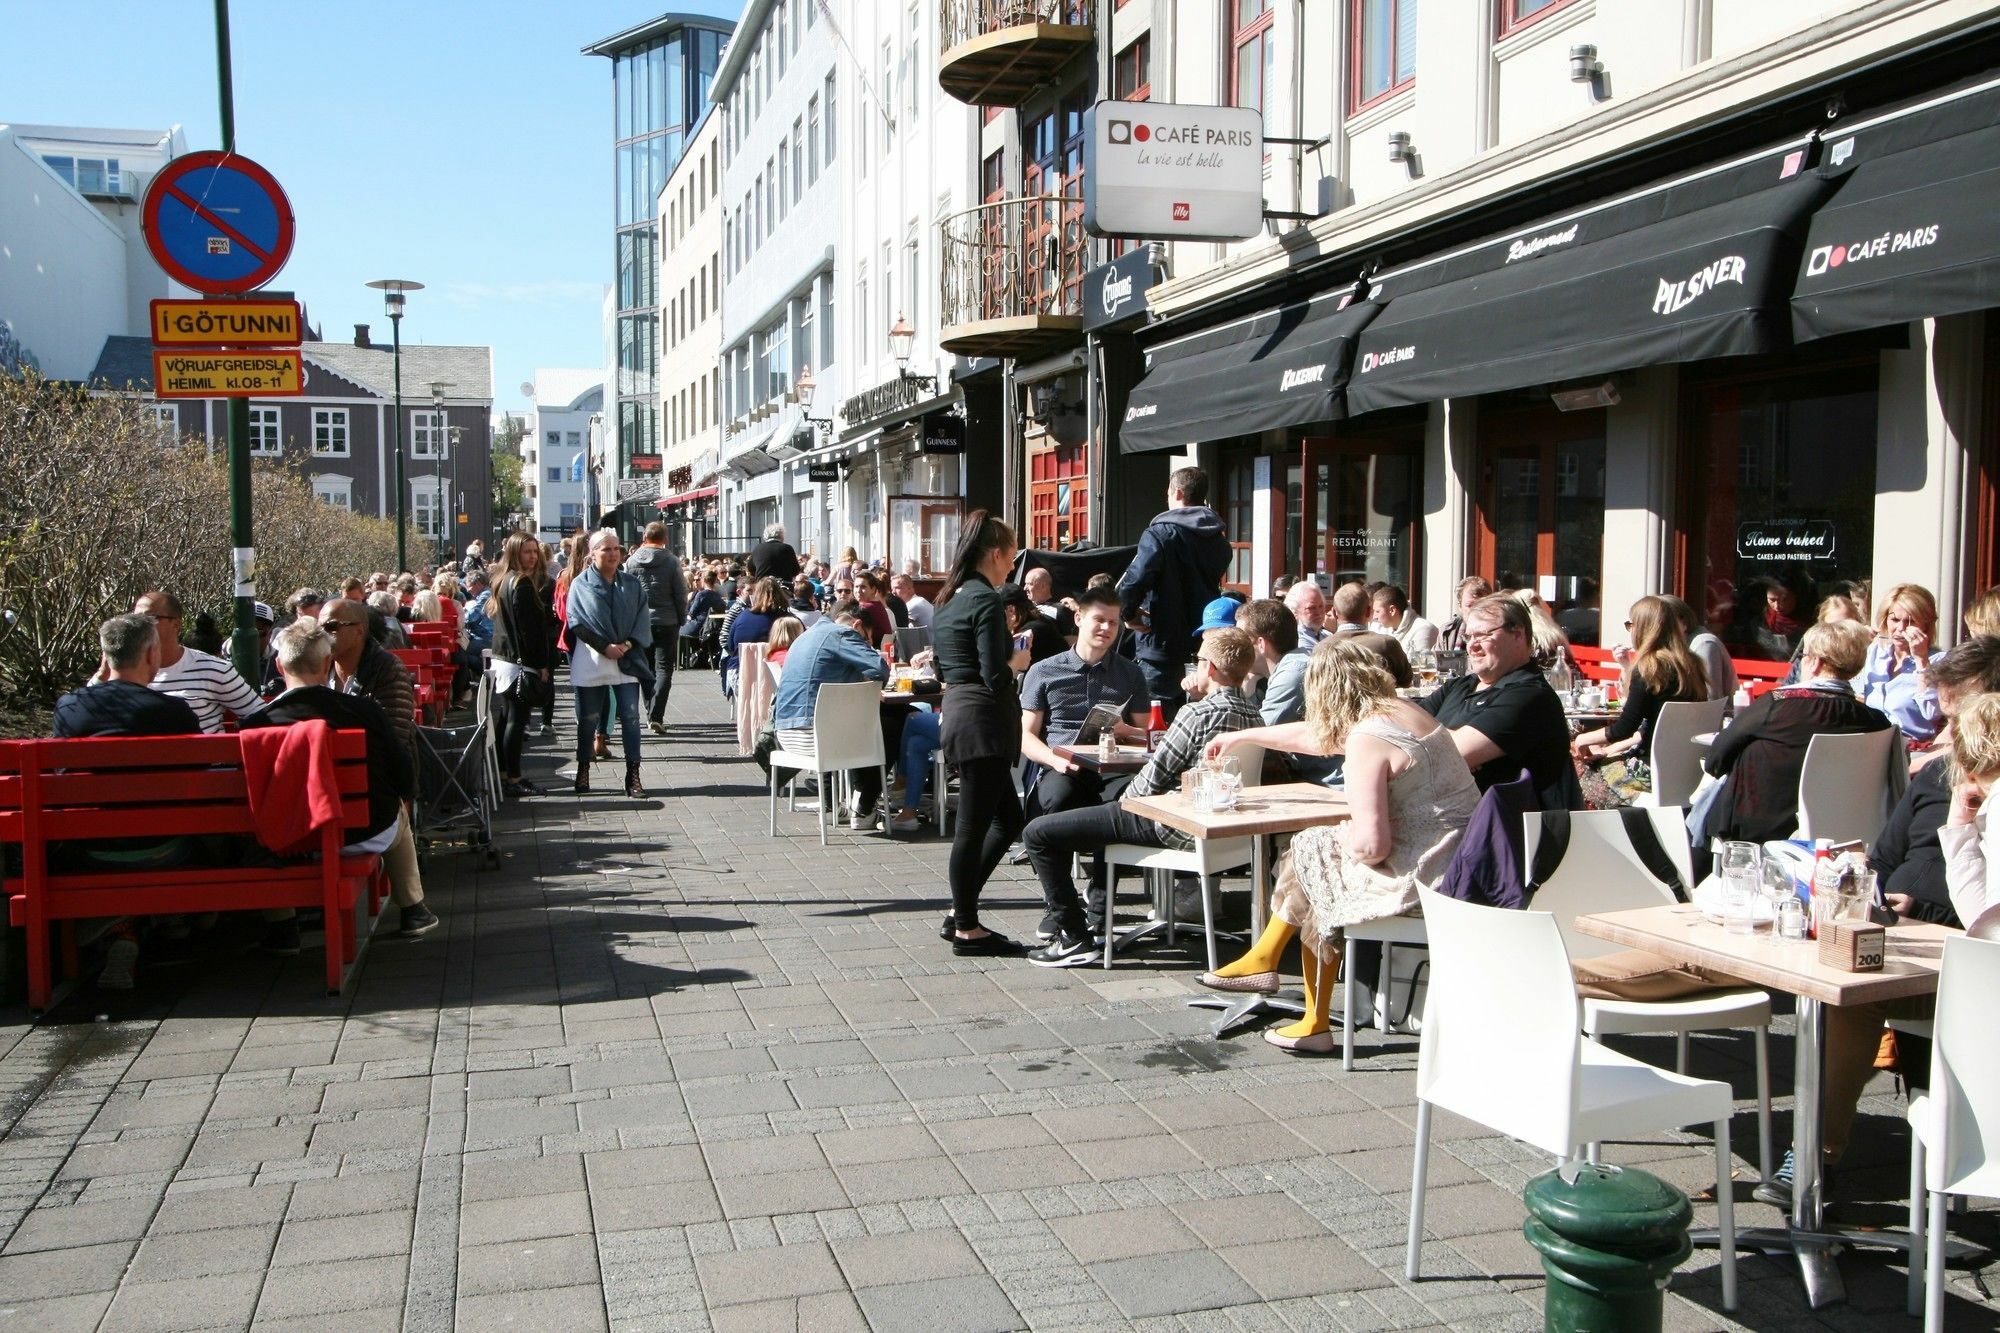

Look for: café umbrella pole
[213,0,259,687]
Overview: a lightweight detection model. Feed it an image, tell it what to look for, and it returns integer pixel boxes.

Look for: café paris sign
[1083,100,1264,242]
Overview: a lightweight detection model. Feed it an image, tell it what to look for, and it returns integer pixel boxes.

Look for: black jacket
[931,574,1020,764]
[624,544,688,629]
[244,686,411,841]
[489,574,553,671]
[1704,684,1890,844]
[1116,506,1230,661]
[52,680,200,738]
[342,639,417,763]
[746,539,802,583]
[1870,758,1959,924]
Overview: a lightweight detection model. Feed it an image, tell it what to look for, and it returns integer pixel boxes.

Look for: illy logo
[1172,202,1191,222]
[1279,365,1327,392]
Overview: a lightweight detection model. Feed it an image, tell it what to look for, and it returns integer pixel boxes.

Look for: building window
[818,279,835,370]
[548,466,563,483]
[825,72,838,163]
[1497,0,1576,38]
[312,408,350,457]
[414,485,448,541]
[249,405,281,455]
[42,155,122,195]
[145,403,179,436]
[1229,1,1275,114]
[792,119,805,199]
[412,409,448,459]
[1352,0,1418,112]
[856,264,870,373]
[808,96,821,182]
[1114,34,1152,101]
[312,474,353,510]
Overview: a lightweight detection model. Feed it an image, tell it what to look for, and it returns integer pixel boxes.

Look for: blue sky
[6,0,741,416]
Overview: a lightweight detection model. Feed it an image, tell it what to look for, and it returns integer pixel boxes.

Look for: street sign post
[150,298,302,346]
[152,349,304,397]
[141,150,295,295]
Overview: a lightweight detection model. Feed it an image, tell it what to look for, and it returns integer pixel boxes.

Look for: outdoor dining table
[1053,742,1150,775]
[1575,904,1967,1308]
[1120,782,1352,1035]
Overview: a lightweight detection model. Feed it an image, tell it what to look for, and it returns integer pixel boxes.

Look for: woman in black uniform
[930,511,1027,955]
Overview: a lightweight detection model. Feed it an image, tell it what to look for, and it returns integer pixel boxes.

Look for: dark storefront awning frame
[1791,68,2000,342]
[1345,135,1831,417]
[1120,285,1378,453]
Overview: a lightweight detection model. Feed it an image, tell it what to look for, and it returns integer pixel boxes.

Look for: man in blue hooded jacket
[1116,466,1231,719]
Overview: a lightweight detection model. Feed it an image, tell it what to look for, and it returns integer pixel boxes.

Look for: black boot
[573,760,590,794]
[625,763,645,798]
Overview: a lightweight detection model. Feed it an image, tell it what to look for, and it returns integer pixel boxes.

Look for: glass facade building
[587,16,730,472]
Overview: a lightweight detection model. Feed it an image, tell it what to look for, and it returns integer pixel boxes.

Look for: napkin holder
[1818,921,1885,972]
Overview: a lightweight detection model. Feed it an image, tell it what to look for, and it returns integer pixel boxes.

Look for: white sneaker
[885,811,921,834]
[847,794,878,831]
[98,937,139,990]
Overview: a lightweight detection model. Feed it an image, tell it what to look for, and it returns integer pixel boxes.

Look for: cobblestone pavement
[1,672,1995,1332]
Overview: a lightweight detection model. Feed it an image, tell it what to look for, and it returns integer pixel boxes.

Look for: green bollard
[1523,1162,1693,1333]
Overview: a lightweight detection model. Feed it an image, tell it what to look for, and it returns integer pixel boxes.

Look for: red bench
[1569,644,1622,683]
[1732,657,1789,700]
[0,731,385,1009]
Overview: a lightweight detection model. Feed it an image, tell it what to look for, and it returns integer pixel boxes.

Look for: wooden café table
[1575,904,1965,1308]
[1120,782,1352,1035]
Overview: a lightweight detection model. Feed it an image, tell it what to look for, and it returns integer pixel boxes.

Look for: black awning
[1792,72,2000,342]
[1119,286,1378,454]
[1346,144,1830,416]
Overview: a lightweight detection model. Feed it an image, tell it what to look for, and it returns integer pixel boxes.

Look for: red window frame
[1228,1,1275,115]
[1114,34,1151,102]
[1348,0,1417,115]
[1496,0,1580,40]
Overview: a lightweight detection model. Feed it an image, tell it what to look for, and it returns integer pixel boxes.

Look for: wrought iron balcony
[938,0,1095,107]
[939,196,1087,358]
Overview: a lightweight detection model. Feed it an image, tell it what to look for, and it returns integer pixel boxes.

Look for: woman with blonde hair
[1941,691,2000,939]
[1571,595,1707,806]
[765,615,805,668]
[1510,587,1577,677]
[1860,582,1945,743]
[1198,639,1479,1053]
[1962,584,2000,640]
[487,532,555,797]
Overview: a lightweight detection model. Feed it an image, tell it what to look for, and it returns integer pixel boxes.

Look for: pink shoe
[1262,1028,1336,1055]
[1198,970,1280,994]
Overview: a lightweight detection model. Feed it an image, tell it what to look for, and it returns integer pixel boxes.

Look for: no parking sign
[141,150,295,295]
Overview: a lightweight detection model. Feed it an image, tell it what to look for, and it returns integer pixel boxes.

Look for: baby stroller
[414,683,498,868]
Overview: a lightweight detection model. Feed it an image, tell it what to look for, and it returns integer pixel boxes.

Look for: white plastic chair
[1408,886,1737,1311]
[1100,744,1265,971]
[1796,728,1899,844]
[1640,698,1730,809]
[768,680,887,846]
[1906,936,2000,1329]
[1341,913,1429,1071]
[1524,809,1774,1183]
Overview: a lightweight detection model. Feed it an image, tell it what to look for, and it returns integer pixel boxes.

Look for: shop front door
[1476,407,1606,640]
[1293,434,1422,592]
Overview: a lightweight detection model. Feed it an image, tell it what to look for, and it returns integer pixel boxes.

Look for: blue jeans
[577,681,641,764]
[897,709,941,812]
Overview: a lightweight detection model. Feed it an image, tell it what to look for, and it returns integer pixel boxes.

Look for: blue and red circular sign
[142,150,295,295]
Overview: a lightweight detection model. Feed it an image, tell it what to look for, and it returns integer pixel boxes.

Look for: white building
[654,107,724,554]
[935,0,2000,656]
[0,123,190,380]
[523,369,603,544]
[823,0,981,577]
[713,0,846,559]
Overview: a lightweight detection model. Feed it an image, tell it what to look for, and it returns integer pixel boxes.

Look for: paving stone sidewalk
[1,672,1995,1331]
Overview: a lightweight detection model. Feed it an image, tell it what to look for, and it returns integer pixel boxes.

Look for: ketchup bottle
[1146,701,1167,751]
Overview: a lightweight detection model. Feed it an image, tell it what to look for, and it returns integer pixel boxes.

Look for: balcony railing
[939,196,1088,358]
[938,0,1096,107]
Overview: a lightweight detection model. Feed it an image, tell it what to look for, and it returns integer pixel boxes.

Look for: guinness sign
[921,414,965,455]
[807,461,841,483]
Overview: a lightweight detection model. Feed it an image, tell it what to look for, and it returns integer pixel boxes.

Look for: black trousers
[947,756,1024,932]
[495,684,532,779]
[1025,767,1127,821]
[645,629,679,722]
[1024,802,1169,938]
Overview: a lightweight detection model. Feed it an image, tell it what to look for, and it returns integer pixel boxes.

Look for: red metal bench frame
[0,731,385,1009]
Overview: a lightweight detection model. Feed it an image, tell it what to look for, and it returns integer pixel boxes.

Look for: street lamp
[429,380,455,568]
[888,313,937,393]
[366,278,424,572]
[796,365,833,441]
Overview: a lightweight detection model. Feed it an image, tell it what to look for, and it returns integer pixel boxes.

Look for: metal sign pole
[213,0,259,687]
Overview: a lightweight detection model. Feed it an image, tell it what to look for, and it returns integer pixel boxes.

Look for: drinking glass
[1722,872,1761,935]
[1760,859,1797,924]
[1719,841,1760,882]
[1209,756,1242,811]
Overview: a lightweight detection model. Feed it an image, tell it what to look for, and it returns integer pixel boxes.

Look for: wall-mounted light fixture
[1387,130,1420,179]
[1570,44,1608,101]
[795,365,834,441]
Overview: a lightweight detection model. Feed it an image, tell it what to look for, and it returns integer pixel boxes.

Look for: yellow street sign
[150,298,303,346]
[152,349,304,398]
